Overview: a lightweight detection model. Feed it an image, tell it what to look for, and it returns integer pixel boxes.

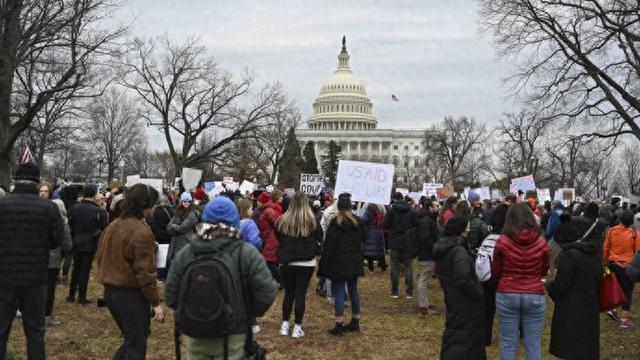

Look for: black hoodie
[318,216,366,281]
[383,200,419,250]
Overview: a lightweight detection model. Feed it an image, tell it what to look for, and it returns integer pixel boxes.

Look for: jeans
[46,268,60,316]
[390,249,413,295]
[417,261,435,308]
[496,292,546,360]
[69,251,95,300]
[104,286,151,360]
[332,278,360,318]
[281,265,314,324]
[0,284,47,360]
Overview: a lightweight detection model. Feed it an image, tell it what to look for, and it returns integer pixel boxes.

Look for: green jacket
[165,231,276,331]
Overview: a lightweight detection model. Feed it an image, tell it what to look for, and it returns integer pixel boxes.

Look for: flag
[21,145,35,165]
[391,94,399,102]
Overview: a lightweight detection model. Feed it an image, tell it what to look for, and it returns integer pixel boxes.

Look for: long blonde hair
[277,192,316,237]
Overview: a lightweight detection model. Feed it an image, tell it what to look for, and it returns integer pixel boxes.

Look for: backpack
[475,234,499,282]
[175,241,245,339]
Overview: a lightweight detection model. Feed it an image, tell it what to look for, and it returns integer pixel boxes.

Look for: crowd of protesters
[1,161,640,359]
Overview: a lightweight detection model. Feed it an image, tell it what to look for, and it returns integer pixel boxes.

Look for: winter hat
[443,215,469,237]
[192,187,207,202]
[554,221,579,245]
[393,192,404,201]
[180,192,193,202]
[257,192,271,204]
[313,200,321,208]
[337,193,352,211]
[202,195,240,228]
[14,162,40,183]
[52,199,68,224]
[82,184,98,198]
[585,202,599,219]
[468,191,480,202]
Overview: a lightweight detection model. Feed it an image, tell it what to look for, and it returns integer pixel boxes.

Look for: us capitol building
[296,37,428,177]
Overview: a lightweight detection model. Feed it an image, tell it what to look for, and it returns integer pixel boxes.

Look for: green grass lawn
[6,266,640,359]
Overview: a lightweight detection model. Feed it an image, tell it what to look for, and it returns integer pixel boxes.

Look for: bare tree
[545,136,589,189]
[424,116,487,189]
[497,110,548,177]
[88,88,144,181]
[255,108,302,183]
[118,36,291,175]
[0,0,126,187]
[479,0,640,141]
[621,144,640,195]
[581,142,616,198]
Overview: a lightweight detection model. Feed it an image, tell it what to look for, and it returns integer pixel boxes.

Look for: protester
[192,186,208,215]
[603,210,640,328]
[258,190,284,284]
[0,163,63,359]
[276,192,323,338]
[45,194,72,327]
[165,196,276,359]
[383,192,419,299]
[438,196,457,228]
[167,192,199,269]
[150,195,174,280]
[318,193,366,336]
[312,199,324,224]
[237,198,263,250]
[316,198,339,300]
[67,184,108,304]
[416,197,439,315]
[572,202,607,246]
[59,184,80,284]
[95,184,163,359]
[492,203,550,360]
[433,215,485,360]
[482,211,504,346]
[361,203,387,273]
[546,219,602,360]
[468,206,489,254]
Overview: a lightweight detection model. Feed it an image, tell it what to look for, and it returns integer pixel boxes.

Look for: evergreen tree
[277,128,304,188]
[301,141,319,174]
[321,140,342,187]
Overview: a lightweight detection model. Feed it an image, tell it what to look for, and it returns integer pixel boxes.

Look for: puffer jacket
[492,229,550,294]
[361,210,385,258]
[276,223,323,264]
[318,217,366,281]
[69,199,109,253]
[167,210,198,263]
[257,201,282,262]
[383,200,419,250]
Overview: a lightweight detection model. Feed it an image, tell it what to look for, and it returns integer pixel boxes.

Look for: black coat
[546,242,602,360]
[276,223,323,264]
[383,201,419,250]
[0,185,63,287]
[318,217,366,281]
[433,235,486,360]
[571,215,607,247]
[416,210,438,261]
[151,205,174,244]
[69,200,108,253]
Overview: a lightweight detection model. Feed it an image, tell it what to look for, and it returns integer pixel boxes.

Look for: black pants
[610,262,635,311]
[104,286,151,360]
[482,278,498,345]
[0,284,47,360]
[281,265,315,324]
[267,261,281,284]
[69,251,95,300]
[62,251,73,277]
[46,268,60,316]
[366,256,387,272]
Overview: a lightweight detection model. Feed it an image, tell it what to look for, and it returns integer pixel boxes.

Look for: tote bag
[599,269,627,312]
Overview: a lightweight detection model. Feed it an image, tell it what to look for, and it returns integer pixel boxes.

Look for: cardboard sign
[423,183,443,197]
[436,185,455,200]
[182,168,202,191]
[537,188,551,203]
[554,188,575,207]
[300,174,324,195]
[334,160,395,205]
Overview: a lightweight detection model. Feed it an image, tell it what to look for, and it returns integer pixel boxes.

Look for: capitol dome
[308,37,377,131]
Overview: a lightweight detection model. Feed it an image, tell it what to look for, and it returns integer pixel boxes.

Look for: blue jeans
[332,278,360,318]
[496,292,546,360]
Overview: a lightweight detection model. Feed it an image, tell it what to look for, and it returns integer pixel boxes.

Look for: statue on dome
[342,35,346,48]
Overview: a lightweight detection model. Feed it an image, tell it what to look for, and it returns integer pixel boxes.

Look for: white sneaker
[251,325,261,334]
[16,310,22,318]
[279,321,289,336]
[292,324,305,338]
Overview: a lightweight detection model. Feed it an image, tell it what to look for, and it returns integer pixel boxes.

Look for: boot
[328,322,343,336]
[343,318,360,332]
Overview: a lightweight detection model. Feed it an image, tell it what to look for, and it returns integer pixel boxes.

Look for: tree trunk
[0,150,12,189]
[107,164,115,184]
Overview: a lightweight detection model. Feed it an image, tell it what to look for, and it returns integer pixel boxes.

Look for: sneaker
[405,294,414,299]
[607,310,622,322]
[16,310,22,318]
[327,297,335,305]
[279,321,289,336]
[46,316,61,327]
[619,319,636,329]
[251,325,261,334]
[292,324,305,338]
[390,293,399,299]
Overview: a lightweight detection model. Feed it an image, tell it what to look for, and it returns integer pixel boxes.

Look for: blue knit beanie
[180,192,193,202]
[202,196,240,228]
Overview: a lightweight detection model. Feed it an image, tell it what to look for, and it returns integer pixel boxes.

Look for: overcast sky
[118,0,516,146]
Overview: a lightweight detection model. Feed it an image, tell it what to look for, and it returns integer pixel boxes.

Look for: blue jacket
[361,212,385,258]
[240,218,263,250]
[546,209,564,240]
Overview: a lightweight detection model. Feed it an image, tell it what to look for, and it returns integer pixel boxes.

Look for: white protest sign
[126,174,141,187]
[511,175,536,194]
[226,181,239,192]
[207,184,225,198]
[408,192,423,204]
[491,189,502,200]
[299,174,324,195]
[396,188,409,197]
[223,176,234,184]
[473,187,491,201]
[239,180,255,194]
[266,185,274,193]
[422,183,443,197]
[156,244,169,268]
[537,188,551,203]
[554,188,575,207]
[181,168,202,191]
[334,160,395,205]
[136,178,163,193]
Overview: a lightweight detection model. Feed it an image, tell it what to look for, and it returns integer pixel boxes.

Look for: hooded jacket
[492,229,550,294]
[571,215,607,246]
[361,208,385,258]
[546,242,602,360]
[383,200,419,250]
[318,216,366,281]
[433,235,486,360]
[257,201,282,262]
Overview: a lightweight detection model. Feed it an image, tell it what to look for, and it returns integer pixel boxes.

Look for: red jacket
[257,201,282,262]
[492,229,550,295]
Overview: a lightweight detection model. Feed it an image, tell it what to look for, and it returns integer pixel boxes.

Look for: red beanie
[257,192,271,204]
[192,187,207,201]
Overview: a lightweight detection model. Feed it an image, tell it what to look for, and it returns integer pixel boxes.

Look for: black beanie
[394,192,404,201]
[14,162,40,183]
[585,202,599,219]
[82,184,98,198]
[443,215,469,237]
[554,222,579,245]
[337,193,352,211]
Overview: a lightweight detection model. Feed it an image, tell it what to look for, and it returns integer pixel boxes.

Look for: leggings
[281,265,314,324]
[609,262,635,311]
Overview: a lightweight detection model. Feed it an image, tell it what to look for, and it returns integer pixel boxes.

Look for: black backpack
[175,241,244,339]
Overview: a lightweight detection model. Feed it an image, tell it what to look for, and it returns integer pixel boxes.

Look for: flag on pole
[21,145,35,165]
[391,94,399,102]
